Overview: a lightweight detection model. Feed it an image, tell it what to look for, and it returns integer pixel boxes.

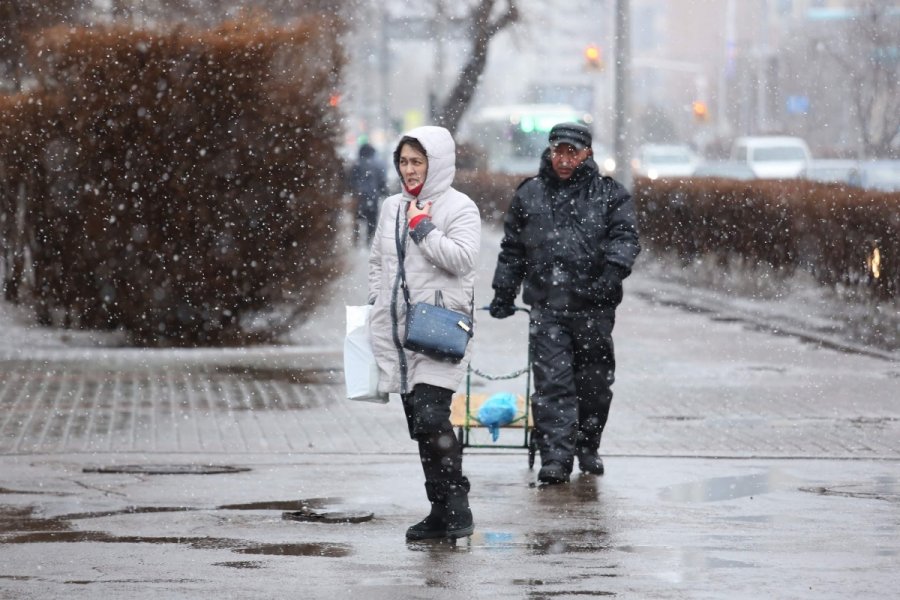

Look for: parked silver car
[633,144,700,180]
[803,159,900,192]
[692,161,757,181]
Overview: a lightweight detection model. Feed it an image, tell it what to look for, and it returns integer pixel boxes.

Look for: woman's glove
[489,289,517,319]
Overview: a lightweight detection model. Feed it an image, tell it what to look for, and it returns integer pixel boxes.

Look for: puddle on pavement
[0,502,354,558]
[705,557,756,569]
[722,514,772,524]
[219,497,374,523]
[218,497,339,511]
[410,529,612,556]
[800,477,900,503]
[531,474,602,502]
[0,487,64,496]
[235,542,351,557]
[282,509,373,524]
[524,529,611,555]
[618,544,759,571]
[745,365,788,374]
[662,472,900,505]
[847,416,899,427]
[84,464,251,475]
[213,561,264,569]
[58,506,197,521]
[659,470,796,502]
[0,506,70,533]
[514,584,615,597]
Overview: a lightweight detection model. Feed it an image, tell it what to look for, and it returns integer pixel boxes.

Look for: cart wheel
[528,437,536,470]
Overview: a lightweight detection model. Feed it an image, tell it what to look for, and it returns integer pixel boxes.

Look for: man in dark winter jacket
[349,143,387,245]
[489,122,640,484]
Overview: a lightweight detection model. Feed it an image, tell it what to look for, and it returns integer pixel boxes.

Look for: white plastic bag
[344,305,388,403]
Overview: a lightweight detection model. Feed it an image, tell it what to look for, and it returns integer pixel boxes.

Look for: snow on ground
[634,250,899,359]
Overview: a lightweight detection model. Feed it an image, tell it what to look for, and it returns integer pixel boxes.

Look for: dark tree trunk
[434,0,518,135]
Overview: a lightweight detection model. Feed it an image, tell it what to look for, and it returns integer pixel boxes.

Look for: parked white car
[854,160,900,192]
[730,136,811,179]
[802,159,900,192]
[632,144,700,180]
[693,161,756,181]
[802,159,860,185]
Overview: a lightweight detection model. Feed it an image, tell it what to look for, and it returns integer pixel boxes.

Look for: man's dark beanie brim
[548,122,592,150]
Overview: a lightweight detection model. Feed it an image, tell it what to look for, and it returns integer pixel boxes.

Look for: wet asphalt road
[1,232,899,599]
[1,453,897,599]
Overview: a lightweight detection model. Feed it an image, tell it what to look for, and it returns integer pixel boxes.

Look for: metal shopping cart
[450,307,538,468]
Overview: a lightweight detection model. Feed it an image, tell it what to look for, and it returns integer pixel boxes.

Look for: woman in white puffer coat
[367,126,481,541]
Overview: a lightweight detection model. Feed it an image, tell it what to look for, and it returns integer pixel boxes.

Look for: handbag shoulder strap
[395,202,450,311]
[394,200,411,307]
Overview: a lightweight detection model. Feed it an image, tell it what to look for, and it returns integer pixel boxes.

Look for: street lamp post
[614,0,632,190]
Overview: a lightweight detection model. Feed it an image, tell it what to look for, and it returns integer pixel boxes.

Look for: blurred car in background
[461,103,595,176]
[803,159,900,192]
[592,143,617,177]
[802,159,859,185]
[692,161,757,180]
[730,136,811,178]
[853,160,900,192]
[632,143,699,180]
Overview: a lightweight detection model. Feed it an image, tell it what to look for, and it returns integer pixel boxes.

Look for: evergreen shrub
[451,169,897,300]
[454,169,523,225]
[634,177,898,300]
[0,15,346,346]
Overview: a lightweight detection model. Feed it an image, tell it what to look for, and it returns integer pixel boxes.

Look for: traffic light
[692,100,709,122]
[584,44,604,70]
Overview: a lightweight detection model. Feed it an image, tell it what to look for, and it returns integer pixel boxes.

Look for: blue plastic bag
[476,392,518,442]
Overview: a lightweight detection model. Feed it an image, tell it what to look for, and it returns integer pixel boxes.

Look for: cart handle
[478,305,530,315]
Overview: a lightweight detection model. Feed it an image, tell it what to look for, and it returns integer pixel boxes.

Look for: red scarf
[404,182,424,197]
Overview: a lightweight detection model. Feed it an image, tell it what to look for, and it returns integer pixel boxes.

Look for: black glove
[489,289,517,319]
[595,264,628,305]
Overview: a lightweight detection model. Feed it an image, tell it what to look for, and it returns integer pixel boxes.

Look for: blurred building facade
[340,0,894,161]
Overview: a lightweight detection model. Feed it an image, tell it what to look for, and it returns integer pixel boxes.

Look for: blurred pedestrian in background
[348,142,387,246]
[367,126,481,540]
[488,122,640,485]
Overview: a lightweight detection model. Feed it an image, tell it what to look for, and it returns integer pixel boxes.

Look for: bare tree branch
[820,1,900,156]
[434,0,518,135]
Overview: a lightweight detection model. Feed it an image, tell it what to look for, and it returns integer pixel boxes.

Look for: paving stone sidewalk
[2,231,897,461]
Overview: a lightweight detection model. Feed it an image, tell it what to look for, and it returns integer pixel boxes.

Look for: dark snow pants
[529,307,616,468]
[401,383,463,483]
[354,200,378,246]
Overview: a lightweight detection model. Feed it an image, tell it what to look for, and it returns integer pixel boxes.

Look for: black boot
[406,481,447,541]
[538,461,571,484]
[576,447,605,475]
[443,477,475,539]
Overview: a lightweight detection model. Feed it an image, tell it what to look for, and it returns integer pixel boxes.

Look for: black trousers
[401,383,463,483]
[529,307,616,467]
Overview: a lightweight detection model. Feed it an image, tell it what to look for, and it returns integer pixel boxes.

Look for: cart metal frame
[452,307,537,468]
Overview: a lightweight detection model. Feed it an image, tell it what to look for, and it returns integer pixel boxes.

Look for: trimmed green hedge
[0,16,346,346]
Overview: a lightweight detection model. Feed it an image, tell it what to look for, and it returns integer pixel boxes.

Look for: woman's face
[399,144,428,190]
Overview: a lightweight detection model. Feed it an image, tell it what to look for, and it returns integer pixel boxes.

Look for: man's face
[550,143,592,180]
